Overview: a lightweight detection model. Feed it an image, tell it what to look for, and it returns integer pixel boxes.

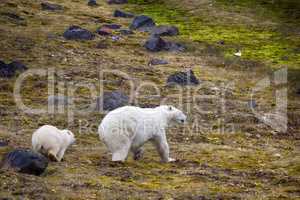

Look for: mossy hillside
[126,0,300,69]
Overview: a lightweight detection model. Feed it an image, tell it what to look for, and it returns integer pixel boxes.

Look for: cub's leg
[48,147,60,162]
[131,147,144,160]
[57,147,67,162]
[153,132,175,163]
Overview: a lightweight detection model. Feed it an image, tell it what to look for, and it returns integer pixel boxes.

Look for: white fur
[32,125,75,162]
[98,105,187,162]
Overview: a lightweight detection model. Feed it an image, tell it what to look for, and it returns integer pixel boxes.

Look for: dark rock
[165,41,185,52]
[130,15,155,30]
[113,10,134,18]
[108,0,128,4]
[96,91,129,111]
[0,60,27,78]
[0,141,8,147]
[218,40,225,45]
[167,70,200,86]
[148,58,168,66]
[248,100,257,108]
[88,0,98,6]
[297,88,300,95]
[63,26,95,40]
[41,2,63,11]
[8,61,28,72]
[97,27,112,36]
[102,24,121,30]
[144,35,184,52]
[151,25,179,36]
[1,149,48,176]
[144,35,167,52]
[118,29,134,35]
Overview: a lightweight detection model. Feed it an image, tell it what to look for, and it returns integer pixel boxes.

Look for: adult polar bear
[98,105,187,162]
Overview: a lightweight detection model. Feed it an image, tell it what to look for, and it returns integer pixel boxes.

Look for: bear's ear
[168,106,172,111]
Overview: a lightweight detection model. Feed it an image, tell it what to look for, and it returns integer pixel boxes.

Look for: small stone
[41,2,63,11]
[274,153,281,158]
[0,141,8,147]
[111,35,120,41]
[107,0,128,4]
[88,0,98,6]
[167,70,200,86]
[130,15,155,31]
[1,149,48,176]
[148,58,168,66]
[102,24,121,30]
[150,25,179,36]
[63,26,95,40]
[118,29,134,35]
[113,10,134,18]
[218,40,225,45]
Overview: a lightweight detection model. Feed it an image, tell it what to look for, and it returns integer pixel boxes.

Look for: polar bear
[32,125,76,162]
[98,105,187,162]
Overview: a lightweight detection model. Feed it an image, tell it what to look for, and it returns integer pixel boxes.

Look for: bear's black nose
[181,119,184,123]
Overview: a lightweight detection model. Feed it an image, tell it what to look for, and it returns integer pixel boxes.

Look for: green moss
[125,0,300,69]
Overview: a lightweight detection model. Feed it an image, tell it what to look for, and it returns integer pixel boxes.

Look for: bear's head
[61,129,76,145]
[160,105,187,124]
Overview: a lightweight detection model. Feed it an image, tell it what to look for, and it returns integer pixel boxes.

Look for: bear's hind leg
[132,147,144,160]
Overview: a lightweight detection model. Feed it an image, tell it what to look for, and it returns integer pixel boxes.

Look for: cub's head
[160,105,187,124]
[61,130,76,145]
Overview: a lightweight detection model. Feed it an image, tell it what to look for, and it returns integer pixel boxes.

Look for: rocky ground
[0,0,299,199]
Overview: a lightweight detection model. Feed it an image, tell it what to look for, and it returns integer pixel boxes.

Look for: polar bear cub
[32,125,76,162]
[98,105,187,162]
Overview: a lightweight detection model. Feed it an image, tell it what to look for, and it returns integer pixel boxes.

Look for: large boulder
[0,60,27,78]
[96,91,129,111]
[113,10,134,18]
[41,2,63,11]
[63,26,95,40]
[1,149,48,176]
[129,15,155,31]
[108,0,128,4]
[151,25,179,36]
[167,70,200,86]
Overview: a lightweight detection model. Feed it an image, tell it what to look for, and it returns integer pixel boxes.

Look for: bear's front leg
[153,132,175,163]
